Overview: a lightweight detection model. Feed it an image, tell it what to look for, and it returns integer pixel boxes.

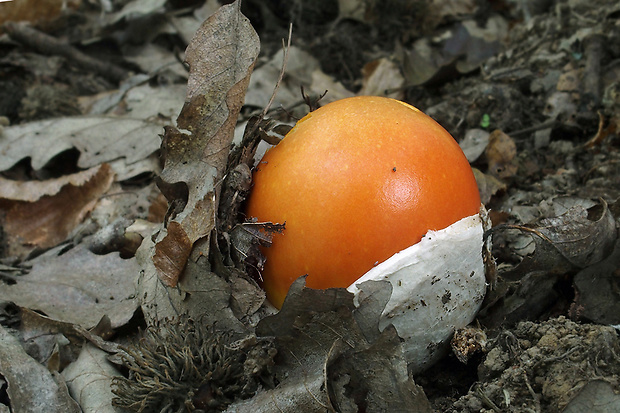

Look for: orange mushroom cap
[245,96,481,308]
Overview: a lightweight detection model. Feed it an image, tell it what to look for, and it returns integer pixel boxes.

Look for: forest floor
[0,0,619,412]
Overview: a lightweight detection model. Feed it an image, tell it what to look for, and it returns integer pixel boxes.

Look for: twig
[508,120,558,137]
[3,21,129,83]
[474,384,502,412]
[522,370,541,413]
[583,34,604,108]
[301,85,327,112]
[243,23,293,141]
[261,23,293,119]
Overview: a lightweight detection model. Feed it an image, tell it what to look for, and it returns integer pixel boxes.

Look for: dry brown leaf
[472,167,506,204]
[485,129,517,179]
[0,0,80,29]
[0,163,114,257]
[359,57,405,99]
[62,344,122,413]
[0,244,140,329]
[557,67,582,92]
[152,221,192,286]
[572,238,620,325]
[584,112,617,148]
[0,165,105,203]
[0,116,164,174]
[0,324,81,413]
[152,0,260,287]
[245,278,432,412]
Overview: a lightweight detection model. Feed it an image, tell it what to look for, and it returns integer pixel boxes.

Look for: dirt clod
[449,317,620,413]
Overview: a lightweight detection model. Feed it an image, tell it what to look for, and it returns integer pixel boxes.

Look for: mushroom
[246,96,488,370]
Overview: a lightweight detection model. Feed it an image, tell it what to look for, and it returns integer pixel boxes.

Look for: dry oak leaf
[0,163,114,258]
[239,278,432,413]
[0,116,163,172]
[519,200,617,270]
[0,0,80,29]
[0,323,81,413]
[485,129,517,180]
[62,344,123,413]
[479,200,617,329]
[0,243,140,329]
[153,0,260,287]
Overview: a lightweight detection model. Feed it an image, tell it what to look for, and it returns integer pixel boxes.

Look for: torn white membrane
[348,213,487,374]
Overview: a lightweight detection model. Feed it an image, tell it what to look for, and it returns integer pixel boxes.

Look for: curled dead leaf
[485,129,517,180]
[152,0,260,287]
[0,244,140,329]
[0,163,114,258]
[250,278,432,412]
[519,199,616,269]
[152,221,193,287]
[472,167,506,204]
[0,324,81,412]
[572,237,620,325]
[479,199,617,329]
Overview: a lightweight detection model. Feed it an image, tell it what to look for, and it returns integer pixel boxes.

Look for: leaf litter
[0,0,620,412]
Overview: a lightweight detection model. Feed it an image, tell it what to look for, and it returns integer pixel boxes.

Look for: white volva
[348,211,488,373]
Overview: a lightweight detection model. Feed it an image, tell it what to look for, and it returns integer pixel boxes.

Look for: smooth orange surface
[245,96,481,308]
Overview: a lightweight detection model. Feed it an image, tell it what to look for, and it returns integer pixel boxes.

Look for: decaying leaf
[518,200,617,269]
[572,238,620,324]
[137,242,265,330]
[151,0,260,288]
[0,163,115,258]
[245,46,318,110]
[480,199,617,328]
[460,128,490,163]
[472,167,507,204]
[424,0,477,30]
[359,57,405,99]
[0,323,81,413]
[19,308,85,371]
[228,220,284,277]
[337,0,367,22]
[0,244,140,329]
[0,164,107,202]
[243,278,432,412]
[485,129,517,180]
[0,116,163,173]
[62,344,122,413]
[104,0,166,25]
[398,14,506,87]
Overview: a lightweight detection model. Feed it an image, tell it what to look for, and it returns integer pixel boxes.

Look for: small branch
[244,23,294,141]
[261,23,293,119]
[522,370,541,413]
[508,120,558,137]
[3,22,129,83]
[583,34,604,108]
